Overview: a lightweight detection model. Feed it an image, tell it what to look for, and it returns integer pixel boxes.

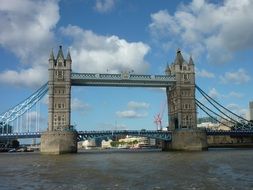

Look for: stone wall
[208,135,253,146]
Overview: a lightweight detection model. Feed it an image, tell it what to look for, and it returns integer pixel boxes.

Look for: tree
[11,140,20,149]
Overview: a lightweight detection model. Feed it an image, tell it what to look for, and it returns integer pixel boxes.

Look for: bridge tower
[164,49,207,151]
[41,46,77,154]
[48,45,71,131]
[166,49,197,130]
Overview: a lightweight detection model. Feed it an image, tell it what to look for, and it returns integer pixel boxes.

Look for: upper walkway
[71,72,176,87]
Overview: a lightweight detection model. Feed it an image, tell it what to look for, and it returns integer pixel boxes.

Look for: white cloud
[226,91,243,99]
[206,88,243,100]
[127,101,150,110]
[60,25,150,74]
[226,103,247,118]
[149,0,253,63]
[116,110,147,119]
[71,98,90,113]
[116,101,149,119]
[0,66,47,88]
[220,68,251,84]
[196,69,215,78]
[94,0,117,13]
[0,0,59,63]
[0,0,60,88]
[208,88,219,100]
[97,122,127,130]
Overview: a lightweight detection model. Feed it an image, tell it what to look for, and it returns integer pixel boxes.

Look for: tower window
[56,70,64,79]
[183,74,189,80]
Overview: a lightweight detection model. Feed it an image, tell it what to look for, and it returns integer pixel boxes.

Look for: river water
[0,148,253,190]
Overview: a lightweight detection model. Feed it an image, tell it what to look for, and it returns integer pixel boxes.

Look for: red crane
[154,100,167,131]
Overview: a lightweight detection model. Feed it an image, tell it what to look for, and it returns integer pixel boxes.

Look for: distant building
[78,139,96,149]
[101,139,112,149]
[250,101,253,121]
[197,122,219,130]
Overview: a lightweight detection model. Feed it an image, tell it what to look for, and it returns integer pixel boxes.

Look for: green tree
[11,140,20,149]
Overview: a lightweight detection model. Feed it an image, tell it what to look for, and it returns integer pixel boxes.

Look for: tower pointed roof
[56,45,64,59]
[66,49,72,61]
[189,55,194,65]
[174,48,184,65]
[165,63,171,75]
[49,49,55,60]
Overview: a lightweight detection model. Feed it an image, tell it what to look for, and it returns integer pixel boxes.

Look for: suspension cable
[196,85,249,123]
[196,86,240,123]
[1,85,48,125]
[196,99,236,125]
[0,82,48,117]
[196,102,232,128]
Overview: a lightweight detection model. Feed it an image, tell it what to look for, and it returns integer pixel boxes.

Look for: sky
[0,0,253,132]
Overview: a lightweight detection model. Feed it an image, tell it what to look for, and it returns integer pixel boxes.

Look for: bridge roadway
[1,130,253,141]
[71,72,176,87]
[0,130,172,141]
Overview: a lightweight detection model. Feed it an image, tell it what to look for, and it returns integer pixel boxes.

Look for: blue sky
[0,0,252,132]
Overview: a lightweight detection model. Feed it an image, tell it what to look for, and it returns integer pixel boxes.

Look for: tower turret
[189,55,194,65]
[66,49,72,61]
[165,63,171,75]
[49,49,55,61]
[56,45,64,60]
[174,48,185,65]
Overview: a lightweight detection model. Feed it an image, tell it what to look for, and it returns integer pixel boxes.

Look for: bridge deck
[0,130,172,141]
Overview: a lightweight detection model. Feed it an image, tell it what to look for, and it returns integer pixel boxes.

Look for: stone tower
[41,46,77,154]
[166,49,197,130]
[250,101,253,121]
[162,49,207,151]
[48,45,71,131]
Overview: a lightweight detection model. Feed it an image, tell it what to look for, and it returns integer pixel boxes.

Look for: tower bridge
[40,45,205,154]
[1,46,252,154]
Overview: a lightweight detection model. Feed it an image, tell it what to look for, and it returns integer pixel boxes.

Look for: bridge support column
[162,129,208,151]
[41,46,77,154]
[41,131,77,154]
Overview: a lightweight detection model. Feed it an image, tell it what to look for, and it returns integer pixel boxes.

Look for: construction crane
[154,100,167,131]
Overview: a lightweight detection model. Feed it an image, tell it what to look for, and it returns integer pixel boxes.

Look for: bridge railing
[71,72,176,81]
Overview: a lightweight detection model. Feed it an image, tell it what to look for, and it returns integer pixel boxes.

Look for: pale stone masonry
[48,46,72,131]
[165,49,197,130]
[250,101,253,121]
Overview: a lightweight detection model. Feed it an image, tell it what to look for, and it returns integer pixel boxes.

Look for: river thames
[0,148,253,190]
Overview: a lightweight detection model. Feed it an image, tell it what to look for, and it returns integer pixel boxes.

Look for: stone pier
[41,131,77,154]
[40,46,77,154]
[162,129,208,151]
